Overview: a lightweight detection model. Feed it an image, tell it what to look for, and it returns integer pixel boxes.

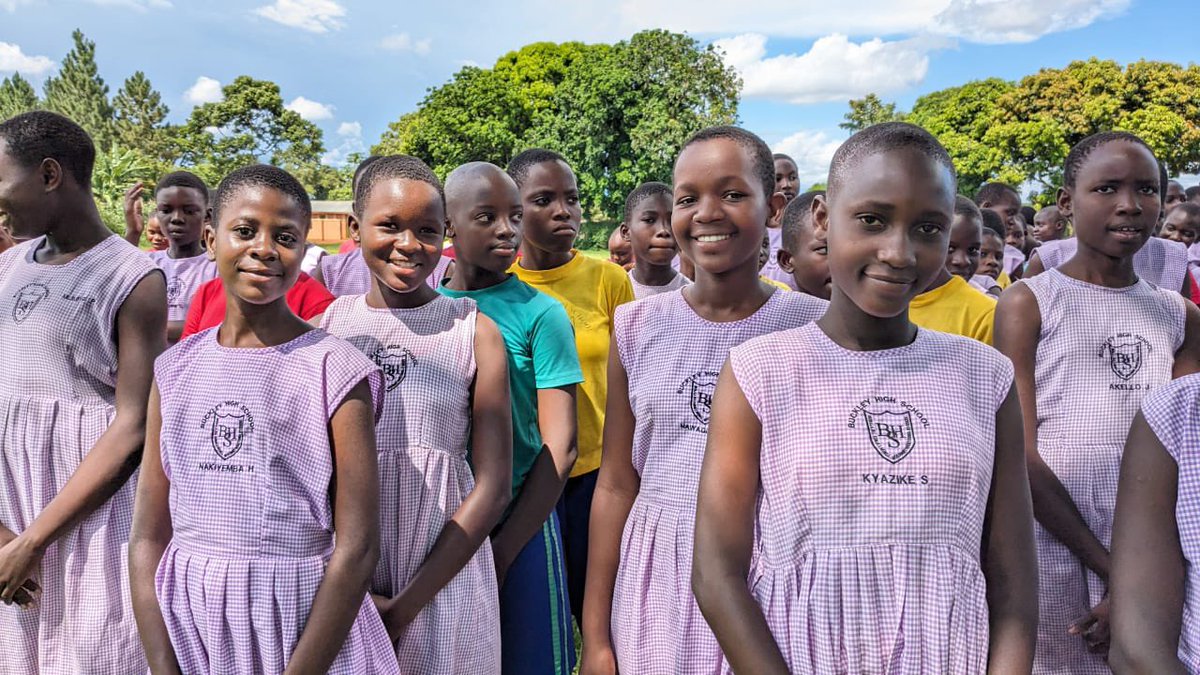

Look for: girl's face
[1060,141,1160,259]
[672,138,780,277]
[518,160,581,256]
[780,223,831,300]
[978,231,1004,279]
[774,158,799,202]
[206,186,306,306]
[817,147,955,318]
[1160,208,1200,246]
[946,214,982,281]
[155,186,209,248]
[0,140,48,240]
[624,193,676,266]
[356,178,445,294]
[145,215,169,250]
[446,170,522,275]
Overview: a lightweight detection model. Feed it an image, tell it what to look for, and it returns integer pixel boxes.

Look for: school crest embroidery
[373,346,417,391]
[166,278,182,307]
[1099,334,1151,381]
[12,282,49,324]
[864,410,916,464]
[201,402,255,460]
[678,372,719,425]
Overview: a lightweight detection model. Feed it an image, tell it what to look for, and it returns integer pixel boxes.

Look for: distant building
[310,200,353,244]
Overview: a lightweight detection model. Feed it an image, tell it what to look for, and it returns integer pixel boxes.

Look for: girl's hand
[579,642,618,675]
[0,535,42,607]
[381,588,421,643]
[1069,595,1111,657]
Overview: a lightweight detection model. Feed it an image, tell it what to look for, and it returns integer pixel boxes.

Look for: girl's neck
[445,261,509,292]
[167,240,204,259]
[1059,242,1139,288]
[818,290,917,351]
[37,202,111,263]
[519,242,573,271]
[631,259,677,287]
[365,278,440,310]
[219,296,310,349]
[683,258,773,322]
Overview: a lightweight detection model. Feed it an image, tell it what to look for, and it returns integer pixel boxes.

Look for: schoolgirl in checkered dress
[692,123,1037,674]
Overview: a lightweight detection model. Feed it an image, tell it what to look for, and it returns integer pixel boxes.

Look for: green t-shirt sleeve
[531,300,584,389]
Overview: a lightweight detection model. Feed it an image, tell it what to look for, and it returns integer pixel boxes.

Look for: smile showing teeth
[390,261,419,269]
[695,234,733,243]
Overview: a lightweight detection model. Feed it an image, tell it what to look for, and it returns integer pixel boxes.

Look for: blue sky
[1,0,1190,186]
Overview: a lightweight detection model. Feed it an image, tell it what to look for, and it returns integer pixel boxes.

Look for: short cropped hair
[828,122,955,198]
[955,195,983,222]
[155,170,210,204]
[781,190,824,252]
[0,111,96,186]
[213,164,311,224]
[980,208,1006,238]
[680,126,775,201]
[974,182,1020,207]
[354,154,444,217]
[1063,131,1156,190]
[622,181,672,224]
[507,148,569,188]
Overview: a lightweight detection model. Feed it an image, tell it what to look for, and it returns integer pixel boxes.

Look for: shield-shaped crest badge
[210,408,248,459]
[12,283,49,324]
[681,372,718,425]
[864,410,916,464]
[166,278,182,307]
[373,346,417,391]
[1109,341,1143,381]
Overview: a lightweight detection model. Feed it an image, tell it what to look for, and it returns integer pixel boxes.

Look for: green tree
[43,29,113,150]
[177,75,326,191]
[375,30,740,219]
[92,145,154,233]
[112,71,176,170]
[839,94,902,132]
[905,78,1018,197]
[0,73,39,121]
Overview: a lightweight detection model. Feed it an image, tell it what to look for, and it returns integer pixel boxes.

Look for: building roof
[311,200,353,215]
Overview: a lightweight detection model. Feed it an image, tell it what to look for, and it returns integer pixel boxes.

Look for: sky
[1,0,1193,188]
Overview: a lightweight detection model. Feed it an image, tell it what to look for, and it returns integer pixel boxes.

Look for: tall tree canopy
[375,30,740,219]
[0,74,39,121]
[43,29,113,151]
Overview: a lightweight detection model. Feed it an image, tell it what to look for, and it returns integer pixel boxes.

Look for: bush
[577,219,616,251]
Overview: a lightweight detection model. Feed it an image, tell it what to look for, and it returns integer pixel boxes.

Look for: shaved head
[445,161,516,206]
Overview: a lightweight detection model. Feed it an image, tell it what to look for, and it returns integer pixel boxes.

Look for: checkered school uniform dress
[760,227,798,290]
[319,248,454,296]
[0,235,159,675]
[610,289,827,674]
[1037,236,1189,293]
[970,274,1000,295]
[727,323,1014,674]
[1141,373,1200,672]
[148,250,218,322]
[321,294,501,674]
[627,268,690,300]
[1023,268,1185,674]
[153,328,398,675]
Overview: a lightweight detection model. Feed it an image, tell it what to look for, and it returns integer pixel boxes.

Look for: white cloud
[0,42,54,75]
[0,0,34,10]
[253,0,345,33]
[286,96,335,121]
[86,0,172,10]
[773,130,844,188]
[184,76,223,105]
[323,120,365,166]
[715,33,947,104]
[932,0,1129,44]
[380,33,432,55]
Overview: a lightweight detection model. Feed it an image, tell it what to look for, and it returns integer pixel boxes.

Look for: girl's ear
[445,218,456,240]
[767,191,786,229]
[203,225,217,261]
[1057,187,1073,220]
[619,223,630,241]
[812,194,830,239]
[348,214,361,243]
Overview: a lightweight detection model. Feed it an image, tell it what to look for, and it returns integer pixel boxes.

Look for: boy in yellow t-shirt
[910,195,997,344]
[507,149,635,626]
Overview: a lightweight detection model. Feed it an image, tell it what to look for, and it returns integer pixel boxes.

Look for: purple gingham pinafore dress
[148,250,217,323]
[0,235,159,675]
[1023,268,1184,674]
[727,323,1014,674]
[321,294,501,673]
[1140,373,1200,672]
[611,289,827,673]
[153,328,398,675]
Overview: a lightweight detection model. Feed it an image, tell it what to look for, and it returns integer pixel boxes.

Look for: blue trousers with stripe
[499,511,575,675]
